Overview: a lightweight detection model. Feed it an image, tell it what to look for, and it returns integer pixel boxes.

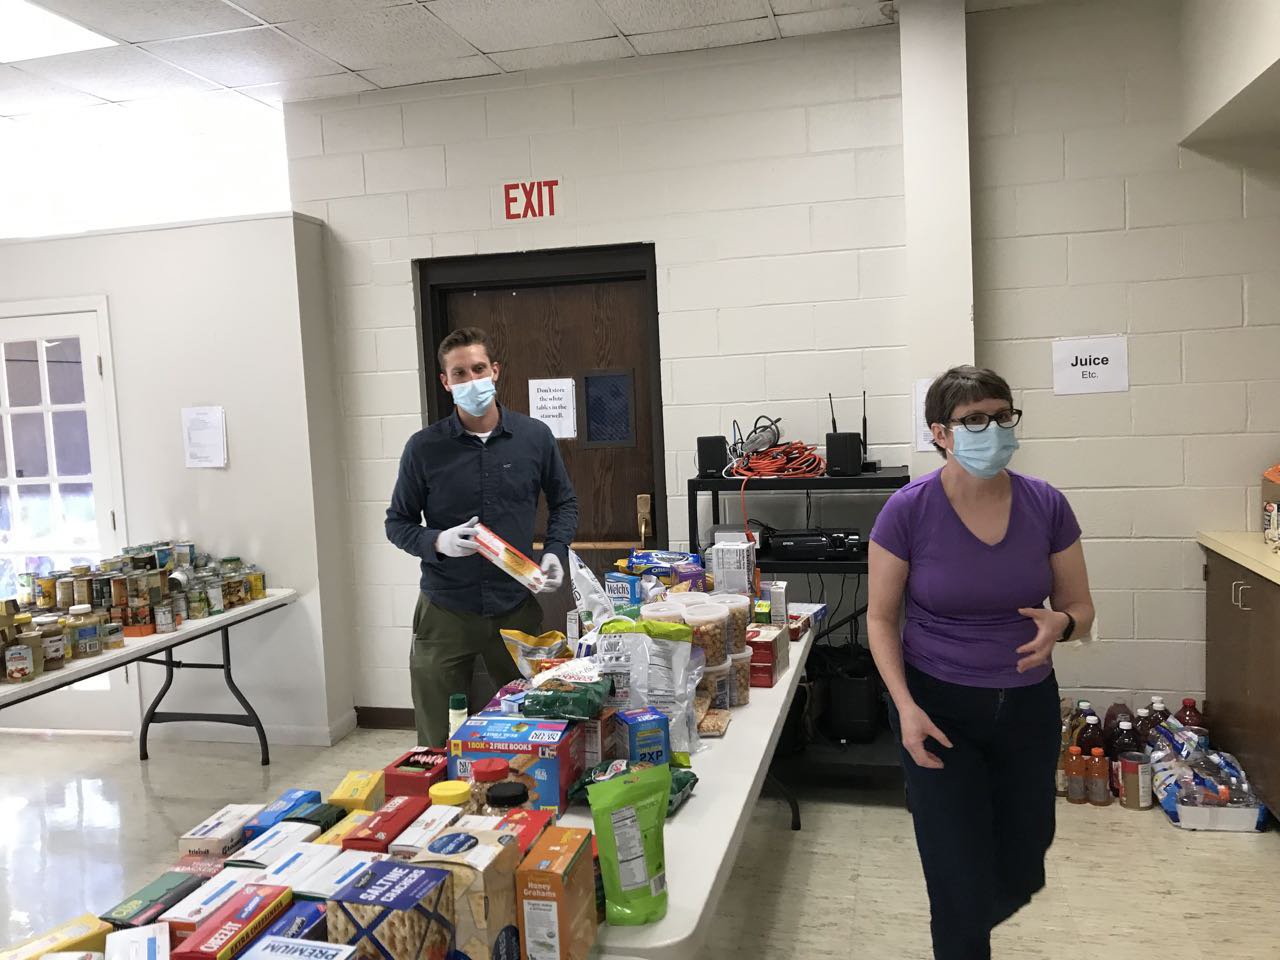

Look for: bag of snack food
[501,629,570,680]
[522,658,613,720]
[570,549,614,630]
[587,762,671,925]
[571,760,699,818]
[600,619,696,766]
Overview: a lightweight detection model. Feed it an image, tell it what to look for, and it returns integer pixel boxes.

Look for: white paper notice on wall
[528,378,576,439]
[1051,335,1129,395]
[913,377,936,452]
[182,406,228,468]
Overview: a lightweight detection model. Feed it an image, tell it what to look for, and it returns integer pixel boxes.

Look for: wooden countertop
[1198,532,1280,588]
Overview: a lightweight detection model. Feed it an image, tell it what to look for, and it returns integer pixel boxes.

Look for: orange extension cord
[730,441,827,544]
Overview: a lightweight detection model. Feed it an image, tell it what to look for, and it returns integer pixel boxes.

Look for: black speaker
[825,432,862,477]
[697,436,729,478]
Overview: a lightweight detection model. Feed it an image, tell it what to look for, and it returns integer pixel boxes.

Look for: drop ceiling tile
[775,6,893,36]
[142,26,344,86]
[280,5,475,70]
[237,72,376,104]
[628,19,773,56]
[0,64,103,115]
[425,0,617,51]
[358,56,499,89]
[770,0,865,13]
[12,45,217,102]
[30,0,259,44]
[233,0,410,24]
[596,0,763,34]
[489,37,631,72]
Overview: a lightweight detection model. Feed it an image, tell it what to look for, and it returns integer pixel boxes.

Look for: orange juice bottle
[1086,747,1112,806]
[1065,746,1088,804]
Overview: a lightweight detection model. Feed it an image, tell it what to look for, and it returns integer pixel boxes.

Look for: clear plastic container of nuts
[710,593,751,654]
[729,648,752,706]
[682,603,728,667]
[639,601,683,623]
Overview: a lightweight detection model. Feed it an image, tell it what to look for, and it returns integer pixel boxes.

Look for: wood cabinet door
[1242,570,1280,810]
[1204,553,1251,754]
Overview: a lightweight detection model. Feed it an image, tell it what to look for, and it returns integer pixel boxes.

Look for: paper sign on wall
[913,377,936,452]
[529,378,576,439]
[182,406,228,468]
[1052,335,1129,395]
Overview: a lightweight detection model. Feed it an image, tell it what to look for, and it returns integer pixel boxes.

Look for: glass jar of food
[245,566,267,601]
[65,604,100,658]
[154,601,176,634]
[39,631,64,670]
[468,758,510,812]
[187,588,209,620]
[17,573,34,608]
[222,575,245,609]
[205,578,225,615]
[481,782,531,817]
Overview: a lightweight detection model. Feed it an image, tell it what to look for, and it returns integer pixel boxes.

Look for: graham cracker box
[179,804,264,858]
[329,772,385,814]
[326,860,454,960]
[341,795,430,854]
[388,805,464,860]
[160,866,262,943]
[515,827,597,960]
[284,803,349,836]
[227,821,322,869]
[383,749,448,799]
[244,790,323,841]
[578,708,618,768]
[101,872,204,928]
[474,522,545,592]
[495,808,555,856]
[0,916,112,960]
[244,901,328,947]
[412,828,521,960]
[249,843,342,890]
[104,924,168,960]
[239,938,353,960]
[171,885,292,960]
[294,850,389,901]
[449,715,585,813]
[314,810,374,847]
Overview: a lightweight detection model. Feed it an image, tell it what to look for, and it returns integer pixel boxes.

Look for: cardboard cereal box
[328,772,385,814]
[412,829,520,960]
[516,827,596,960]
[448,716,585,813]
[244,790,322,841]
[171,885,292,960]
[179,804,264,858]
[326,861,454,960]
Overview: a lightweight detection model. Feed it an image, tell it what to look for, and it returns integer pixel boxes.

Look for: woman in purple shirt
[868,366,1095,960]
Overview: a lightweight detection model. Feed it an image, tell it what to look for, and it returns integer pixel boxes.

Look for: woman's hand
[1015,606,1070,673]
[897,701,953,769]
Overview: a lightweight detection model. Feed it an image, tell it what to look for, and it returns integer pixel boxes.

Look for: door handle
[636,493,652,550]
[1231,580,1244,607]
[1238,584,1252,611]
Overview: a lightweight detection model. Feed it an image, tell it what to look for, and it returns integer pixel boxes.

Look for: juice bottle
[1087,747,1112,806]
[1077,715,1105,755]
[1065,746,1087,804]
[1149,696,1171,725]
[1103,700,1132,735]
[1055,719,1071,798]
[1069,700,1094,745]
[1175,698,1204,727]
[1133,707,1153,746]
[1109,720,1139,795]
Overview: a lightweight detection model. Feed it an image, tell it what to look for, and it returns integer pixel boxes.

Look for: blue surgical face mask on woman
[951,422,1019,479]
[450,376,496,417]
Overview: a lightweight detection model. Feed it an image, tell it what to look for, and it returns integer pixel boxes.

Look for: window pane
[0,488,9,543]
[52,410,91,475]
[46,337,85,405]
[584,372,634,444]
[12,413,48,478]
[0,558,13,603]
[24,555,54,576]
[59,482,95,525]
[4,341,41,407]
[18,484,51,538]
[0,419,6,479]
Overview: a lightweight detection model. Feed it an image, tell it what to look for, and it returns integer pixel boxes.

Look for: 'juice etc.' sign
[1051,335,1129,395]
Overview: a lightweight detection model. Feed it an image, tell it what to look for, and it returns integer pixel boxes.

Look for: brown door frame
[412,243,668,549]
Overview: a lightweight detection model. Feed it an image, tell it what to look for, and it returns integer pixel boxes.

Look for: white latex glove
[435,516,480,558]
[537,553,564,593]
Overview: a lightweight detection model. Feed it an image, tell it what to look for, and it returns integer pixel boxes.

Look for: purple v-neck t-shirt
[870,468,1081,688]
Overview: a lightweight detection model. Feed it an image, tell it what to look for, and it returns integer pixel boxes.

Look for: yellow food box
[328,771,385,813]
[0,914,112,960]
[313,808,375,846]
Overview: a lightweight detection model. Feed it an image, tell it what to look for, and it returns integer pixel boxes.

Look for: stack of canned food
[2,541,268,684]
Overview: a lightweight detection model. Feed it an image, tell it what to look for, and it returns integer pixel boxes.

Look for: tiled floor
[3,730,1279,958]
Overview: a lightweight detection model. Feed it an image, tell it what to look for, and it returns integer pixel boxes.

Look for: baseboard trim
[356,706,415,730]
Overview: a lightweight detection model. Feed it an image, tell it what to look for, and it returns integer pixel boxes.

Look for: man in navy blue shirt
[386,326,578,746]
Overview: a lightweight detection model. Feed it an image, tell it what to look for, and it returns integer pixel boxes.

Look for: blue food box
[604,572,644,605]
[327,861,453,960]
[245,901,328,946]
[243,789,322,841]
[449,715,585,813]
[612,707,671,766]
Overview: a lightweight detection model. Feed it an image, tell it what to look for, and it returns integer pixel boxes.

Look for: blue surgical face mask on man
[951,422,1019,479]
[450,376,496,417]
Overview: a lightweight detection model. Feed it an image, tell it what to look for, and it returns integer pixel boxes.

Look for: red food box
[171,854,228,880]
[383,747,449,798]
[171,884,291,960]
[745,623,789,672]
[496,808,555,855]
[750,661,782,689]
[787,612,812,642]
[341,794,430,853]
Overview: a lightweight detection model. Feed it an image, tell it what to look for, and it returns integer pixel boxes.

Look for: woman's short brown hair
[925,366,1014,458]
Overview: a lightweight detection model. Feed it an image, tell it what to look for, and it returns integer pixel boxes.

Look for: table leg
[138,648,176,762]
[766,772,802,831]
[221,628,270,766]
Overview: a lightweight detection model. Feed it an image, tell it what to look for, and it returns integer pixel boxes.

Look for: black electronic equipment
[765,528,862,561]
[826,393,870,476]
[697,435,729,478]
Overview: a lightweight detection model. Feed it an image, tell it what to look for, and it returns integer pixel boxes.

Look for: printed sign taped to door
[529,378,576,439]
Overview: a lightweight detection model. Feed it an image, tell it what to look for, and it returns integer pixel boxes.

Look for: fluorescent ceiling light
[0,0,116,63]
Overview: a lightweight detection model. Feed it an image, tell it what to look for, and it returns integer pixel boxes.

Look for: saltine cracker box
[293,850,389,901]
[326,860,454,960]
[244,790,323,841]
[411,828,521,960]
[227,821,322,869]
[179,804,264,858]
[516,827,597,960]
[0,915,112,960]
[449,715,585,813]
[329,771,385,814]
[101,872,204,928]
[104,924,169,960]
[341,795,430,854]
[160,866,262,943]
[171,885,292,960]
[238,938,354,960]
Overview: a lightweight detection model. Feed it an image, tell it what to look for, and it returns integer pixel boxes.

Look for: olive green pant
[409,592,540,748]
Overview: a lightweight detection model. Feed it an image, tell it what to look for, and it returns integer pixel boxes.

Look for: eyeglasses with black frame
[947,408,1023,432]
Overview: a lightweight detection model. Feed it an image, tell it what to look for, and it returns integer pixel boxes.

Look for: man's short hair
[437,326,496,371]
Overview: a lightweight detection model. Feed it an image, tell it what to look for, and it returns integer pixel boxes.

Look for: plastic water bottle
[448,692,468,738]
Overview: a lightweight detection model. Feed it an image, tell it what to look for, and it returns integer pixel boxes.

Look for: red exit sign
[503,179,560,220]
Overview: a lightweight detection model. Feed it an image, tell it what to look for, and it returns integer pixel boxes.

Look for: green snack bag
[587,761,672,926]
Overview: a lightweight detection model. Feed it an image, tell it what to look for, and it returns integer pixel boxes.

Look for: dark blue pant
[889,665,1060,960]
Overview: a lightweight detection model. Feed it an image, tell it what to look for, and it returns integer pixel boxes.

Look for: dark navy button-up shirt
[384,407,579,616]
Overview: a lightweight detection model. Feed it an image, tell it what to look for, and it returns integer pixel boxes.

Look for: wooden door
[441,278,665,632]
[1204,553,1251,751]
[1243,571,1280,809]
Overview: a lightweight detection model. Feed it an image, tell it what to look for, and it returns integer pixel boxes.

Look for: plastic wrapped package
[709,593,751,654]
[681,603,728,667]
[600,619,697,766]
[571,549,615,630]
[587,763,671,926]
[500,629,570,679]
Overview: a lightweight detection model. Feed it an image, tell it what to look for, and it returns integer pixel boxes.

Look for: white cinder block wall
[284,30,911,709]
[969,0,1280,708]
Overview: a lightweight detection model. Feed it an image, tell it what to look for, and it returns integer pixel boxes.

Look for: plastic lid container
[681,603,729,626]
[639,601,683,623]
[486,781,529,809]
[69,604,91,616]
[1091,747,1105,757]
[710,593,751,610]
[449,693,468,710]
[1118,721,1133,729]
[665,592,709,607]
[430,780,473,807]
[471,758,509,783]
